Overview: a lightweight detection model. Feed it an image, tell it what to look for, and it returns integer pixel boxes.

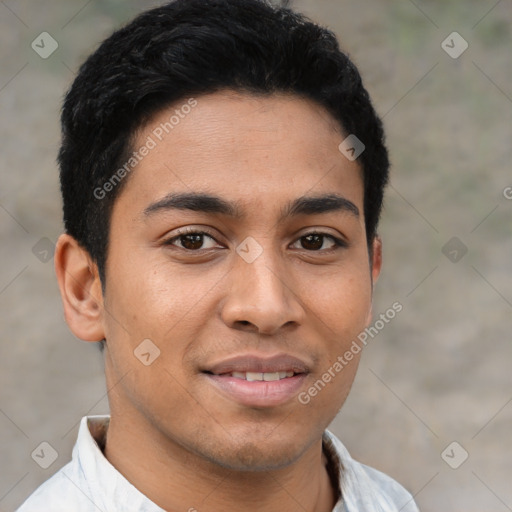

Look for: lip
[203,353,311,375]
[204,373,308,408]
[202,353,311,408]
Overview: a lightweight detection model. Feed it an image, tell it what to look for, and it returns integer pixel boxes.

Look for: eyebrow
[143,192,359,221]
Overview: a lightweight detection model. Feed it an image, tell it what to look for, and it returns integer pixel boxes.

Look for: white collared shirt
[17,415,419,512]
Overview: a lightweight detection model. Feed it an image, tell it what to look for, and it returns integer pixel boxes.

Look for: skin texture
[55,90,382,512]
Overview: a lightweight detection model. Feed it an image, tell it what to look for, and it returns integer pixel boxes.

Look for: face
[100,90,381,471]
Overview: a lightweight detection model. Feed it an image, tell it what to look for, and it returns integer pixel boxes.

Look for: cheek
[102,253,223,376]
[104,256,198,332]
[303,266,373,336]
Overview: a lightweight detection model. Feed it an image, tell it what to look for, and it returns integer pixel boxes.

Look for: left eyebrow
[282,193,360,220]
[142,192,359,220]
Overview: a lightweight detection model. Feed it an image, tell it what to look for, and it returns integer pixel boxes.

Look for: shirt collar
[75,415,165,511]
[79,416,347,511]
[78,416,412,512]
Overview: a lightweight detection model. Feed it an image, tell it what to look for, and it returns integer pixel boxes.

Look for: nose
[220,247,305,335]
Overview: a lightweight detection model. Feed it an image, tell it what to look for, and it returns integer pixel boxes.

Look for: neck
[103,409,337,512]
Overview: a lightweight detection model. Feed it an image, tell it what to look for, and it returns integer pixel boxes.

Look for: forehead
[119,90,364,216]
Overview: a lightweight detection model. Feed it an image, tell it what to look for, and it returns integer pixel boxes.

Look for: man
[17,0,419,510]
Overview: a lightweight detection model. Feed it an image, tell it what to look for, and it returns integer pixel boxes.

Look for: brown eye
[164,230,220,251]
[291,232,346,252]
[180,233,205,250]
[301,234,324,250]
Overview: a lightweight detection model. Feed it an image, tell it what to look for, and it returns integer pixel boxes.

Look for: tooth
[285,371,294,378]
[263,372,280,381]
[246,372,264,381]
[232,372,246,380]
[278,371,287,379]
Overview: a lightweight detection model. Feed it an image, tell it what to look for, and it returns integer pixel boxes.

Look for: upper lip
[203,353,311,375]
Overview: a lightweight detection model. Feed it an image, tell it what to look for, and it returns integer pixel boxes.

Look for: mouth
[201,354,310,408]
[213,370,296,381]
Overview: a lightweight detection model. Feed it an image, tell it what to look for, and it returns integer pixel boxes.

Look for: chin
[209,441,305,472]
[193,426,315,472]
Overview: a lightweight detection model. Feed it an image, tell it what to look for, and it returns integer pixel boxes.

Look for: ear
[54,233,106,342]
[365,236,383,326]
[371,235,383,286]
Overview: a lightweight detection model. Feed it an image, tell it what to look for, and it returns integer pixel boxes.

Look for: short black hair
[59,0,389,288]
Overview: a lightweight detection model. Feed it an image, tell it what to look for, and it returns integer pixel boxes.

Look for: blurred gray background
[1,1,511,511]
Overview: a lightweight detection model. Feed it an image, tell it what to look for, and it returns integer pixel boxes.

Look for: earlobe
[54,233,106,342]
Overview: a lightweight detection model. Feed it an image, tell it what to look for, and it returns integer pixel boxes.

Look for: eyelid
[163,226,222,247]
[163,226,348,253]
[293,230,348,249]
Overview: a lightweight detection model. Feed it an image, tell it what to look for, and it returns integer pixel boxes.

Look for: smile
[229,371,295,381]
[202,353,310,407]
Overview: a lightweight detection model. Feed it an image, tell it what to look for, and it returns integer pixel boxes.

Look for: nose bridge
[221,237,302,333]
[244,248,284,296]
[236,238,288,302]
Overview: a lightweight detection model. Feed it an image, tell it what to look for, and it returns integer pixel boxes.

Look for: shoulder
[355,462,420,512]
[16,415,164,512]
[16,416,105,512]
[16,462,92,512]
[323,430,420,512]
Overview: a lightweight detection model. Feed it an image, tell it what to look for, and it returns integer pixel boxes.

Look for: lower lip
[204,373,308,408]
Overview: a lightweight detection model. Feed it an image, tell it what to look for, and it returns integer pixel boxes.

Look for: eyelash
[163,227,348,253]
